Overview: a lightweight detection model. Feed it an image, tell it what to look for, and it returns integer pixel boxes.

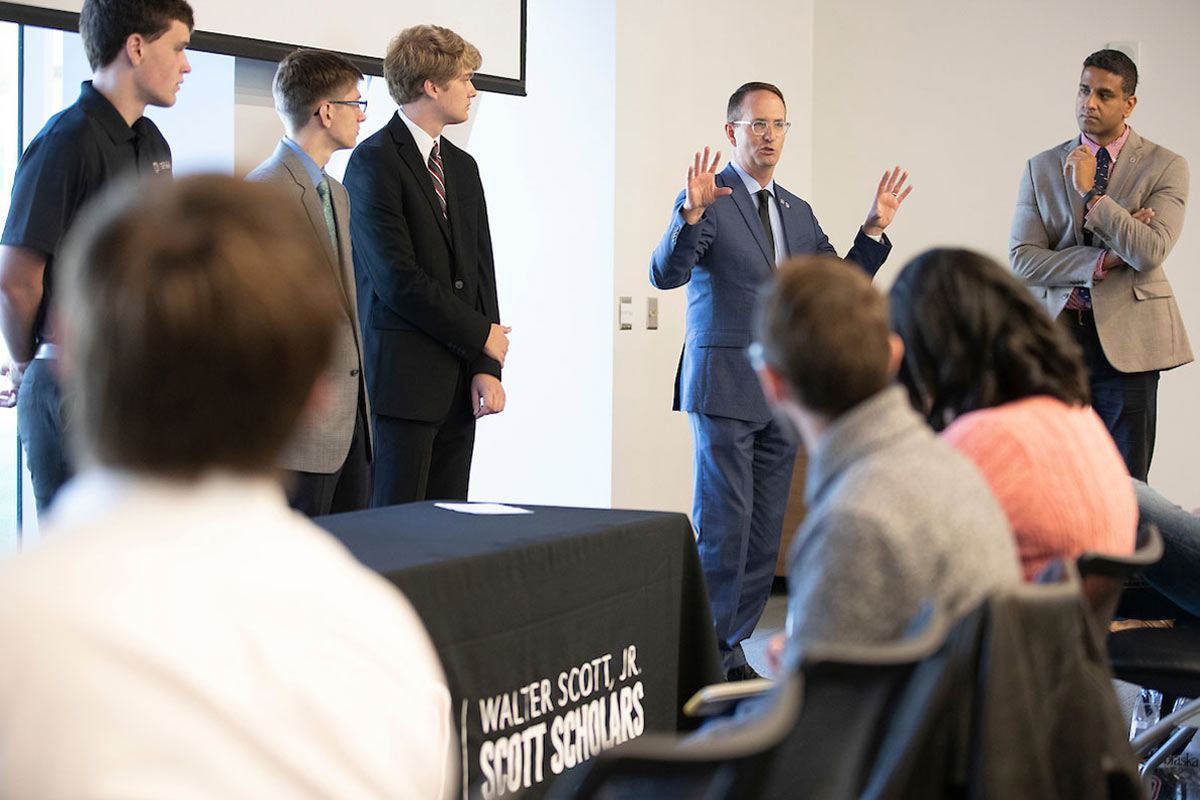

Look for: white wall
[812,0,1200,506]
[465,0,616,506]
[612,0,816,515]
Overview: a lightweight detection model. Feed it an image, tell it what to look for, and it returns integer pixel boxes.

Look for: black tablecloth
[317,503,723,798]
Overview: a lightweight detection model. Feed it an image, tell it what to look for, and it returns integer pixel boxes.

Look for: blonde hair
[384,24,481,105]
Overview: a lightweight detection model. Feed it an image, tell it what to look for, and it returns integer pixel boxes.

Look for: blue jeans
[1135,479,1200,618]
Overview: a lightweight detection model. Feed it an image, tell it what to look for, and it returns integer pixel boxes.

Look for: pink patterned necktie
[428,139,447,219]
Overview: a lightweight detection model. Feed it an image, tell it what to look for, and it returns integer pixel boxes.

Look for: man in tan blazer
[248,49,372,515]
[1011,49,1192,481]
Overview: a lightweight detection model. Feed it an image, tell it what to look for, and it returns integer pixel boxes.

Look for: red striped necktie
[428,139,447,219]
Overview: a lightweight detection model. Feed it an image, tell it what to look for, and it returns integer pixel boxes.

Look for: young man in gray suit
[1011,49,1192,481]
[247,49,372,516]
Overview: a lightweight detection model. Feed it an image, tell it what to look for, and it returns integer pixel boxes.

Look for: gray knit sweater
[786,386,1021,657]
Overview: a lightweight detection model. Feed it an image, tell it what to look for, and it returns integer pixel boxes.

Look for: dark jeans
[1131,480,1200,619]
[1059,310,1158,481]
[287,406,372,517]
[16,358,72,515]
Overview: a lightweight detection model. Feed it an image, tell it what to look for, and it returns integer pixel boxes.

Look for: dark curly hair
[888,248,1089,431]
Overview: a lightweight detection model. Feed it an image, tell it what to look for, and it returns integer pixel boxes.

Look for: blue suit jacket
[650,164,890,423]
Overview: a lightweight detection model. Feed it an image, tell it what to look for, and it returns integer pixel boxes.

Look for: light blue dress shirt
[281,136,324,189]
[730,160,788,266]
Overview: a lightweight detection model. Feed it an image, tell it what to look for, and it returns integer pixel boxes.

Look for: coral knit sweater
[942,396,1137,580]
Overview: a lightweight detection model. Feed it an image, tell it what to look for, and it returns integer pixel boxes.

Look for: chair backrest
[863,568,1141,799]
[1076,522,1163,627]
[544,673,803,800]
[756,606,951,799]
[547,607,948,800]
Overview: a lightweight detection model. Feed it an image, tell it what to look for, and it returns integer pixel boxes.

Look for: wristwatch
[1082,188,1106,208]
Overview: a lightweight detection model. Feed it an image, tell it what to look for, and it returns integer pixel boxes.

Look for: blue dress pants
[689,412,797,672]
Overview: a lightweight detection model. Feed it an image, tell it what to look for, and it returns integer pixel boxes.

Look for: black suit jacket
[344,113,501,423]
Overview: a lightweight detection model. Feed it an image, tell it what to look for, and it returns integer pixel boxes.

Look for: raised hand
[863,166,912,236]
[681,147,733,225]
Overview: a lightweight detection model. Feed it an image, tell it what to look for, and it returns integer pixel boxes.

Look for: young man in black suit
[345,24,509,506]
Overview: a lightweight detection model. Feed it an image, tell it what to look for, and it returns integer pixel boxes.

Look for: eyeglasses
[731,119,791,136]
[314,99,368,116]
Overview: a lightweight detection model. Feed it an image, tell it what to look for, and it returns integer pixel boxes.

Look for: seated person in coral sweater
[888,247,1136,580]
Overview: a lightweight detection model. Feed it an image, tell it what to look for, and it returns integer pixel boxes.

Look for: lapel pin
[780,199,790,209]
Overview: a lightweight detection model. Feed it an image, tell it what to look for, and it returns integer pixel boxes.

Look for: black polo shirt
[1,81,172,347]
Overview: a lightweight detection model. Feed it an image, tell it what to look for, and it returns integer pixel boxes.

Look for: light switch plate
[618,296,633,331]
[646,297,658,330]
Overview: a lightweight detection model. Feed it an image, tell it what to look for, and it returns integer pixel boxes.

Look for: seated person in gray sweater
[750,256,1021,667]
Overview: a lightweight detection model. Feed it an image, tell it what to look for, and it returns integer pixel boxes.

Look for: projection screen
[0,0,526,94]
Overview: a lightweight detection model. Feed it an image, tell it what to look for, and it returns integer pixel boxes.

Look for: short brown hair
[57,175,338,477]
[80,0,195,71]
[273,48,363,131]
[727,81,785,122]
[754,255,891,416]
[383,24,481,106]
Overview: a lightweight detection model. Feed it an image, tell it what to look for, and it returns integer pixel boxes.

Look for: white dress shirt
[0,469,455,799]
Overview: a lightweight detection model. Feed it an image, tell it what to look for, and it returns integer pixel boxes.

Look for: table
[317,503,724,799]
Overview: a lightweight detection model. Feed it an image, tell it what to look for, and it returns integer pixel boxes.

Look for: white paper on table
[434,502,533,515]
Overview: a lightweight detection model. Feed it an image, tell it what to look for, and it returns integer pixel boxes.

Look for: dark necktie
[1082,147,1111,247]
[428,139,447,219]
[756,189,776,263]
[1074,147,1111,308]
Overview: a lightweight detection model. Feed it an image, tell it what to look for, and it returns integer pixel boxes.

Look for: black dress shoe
[726,663,762,682]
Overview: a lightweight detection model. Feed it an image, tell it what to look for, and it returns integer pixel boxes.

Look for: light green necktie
[315,175,338,254]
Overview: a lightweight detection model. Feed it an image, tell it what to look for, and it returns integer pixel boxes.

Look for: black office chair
[865,569,1142,799]
[546,607,948,800]
[1076,522,1164,628]
[755,607,949,799]
[1070,522,1200,794]
[543,671,803,800]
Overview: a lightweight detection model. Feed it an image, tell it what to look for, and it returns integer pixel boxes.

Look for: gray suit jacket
[247,142,371,473]
[1010,129,1193,373]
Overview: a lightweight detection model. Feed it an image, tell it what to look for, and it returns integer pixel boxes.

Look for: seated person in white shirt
[0,175,455,799]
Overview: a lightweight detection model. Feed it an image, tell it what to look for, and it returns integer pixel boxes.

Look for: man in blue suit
[651,82,911,680]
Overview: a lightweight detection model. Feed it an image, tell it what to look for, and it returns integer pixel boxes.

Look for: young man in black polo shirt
[0,0,194,514]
